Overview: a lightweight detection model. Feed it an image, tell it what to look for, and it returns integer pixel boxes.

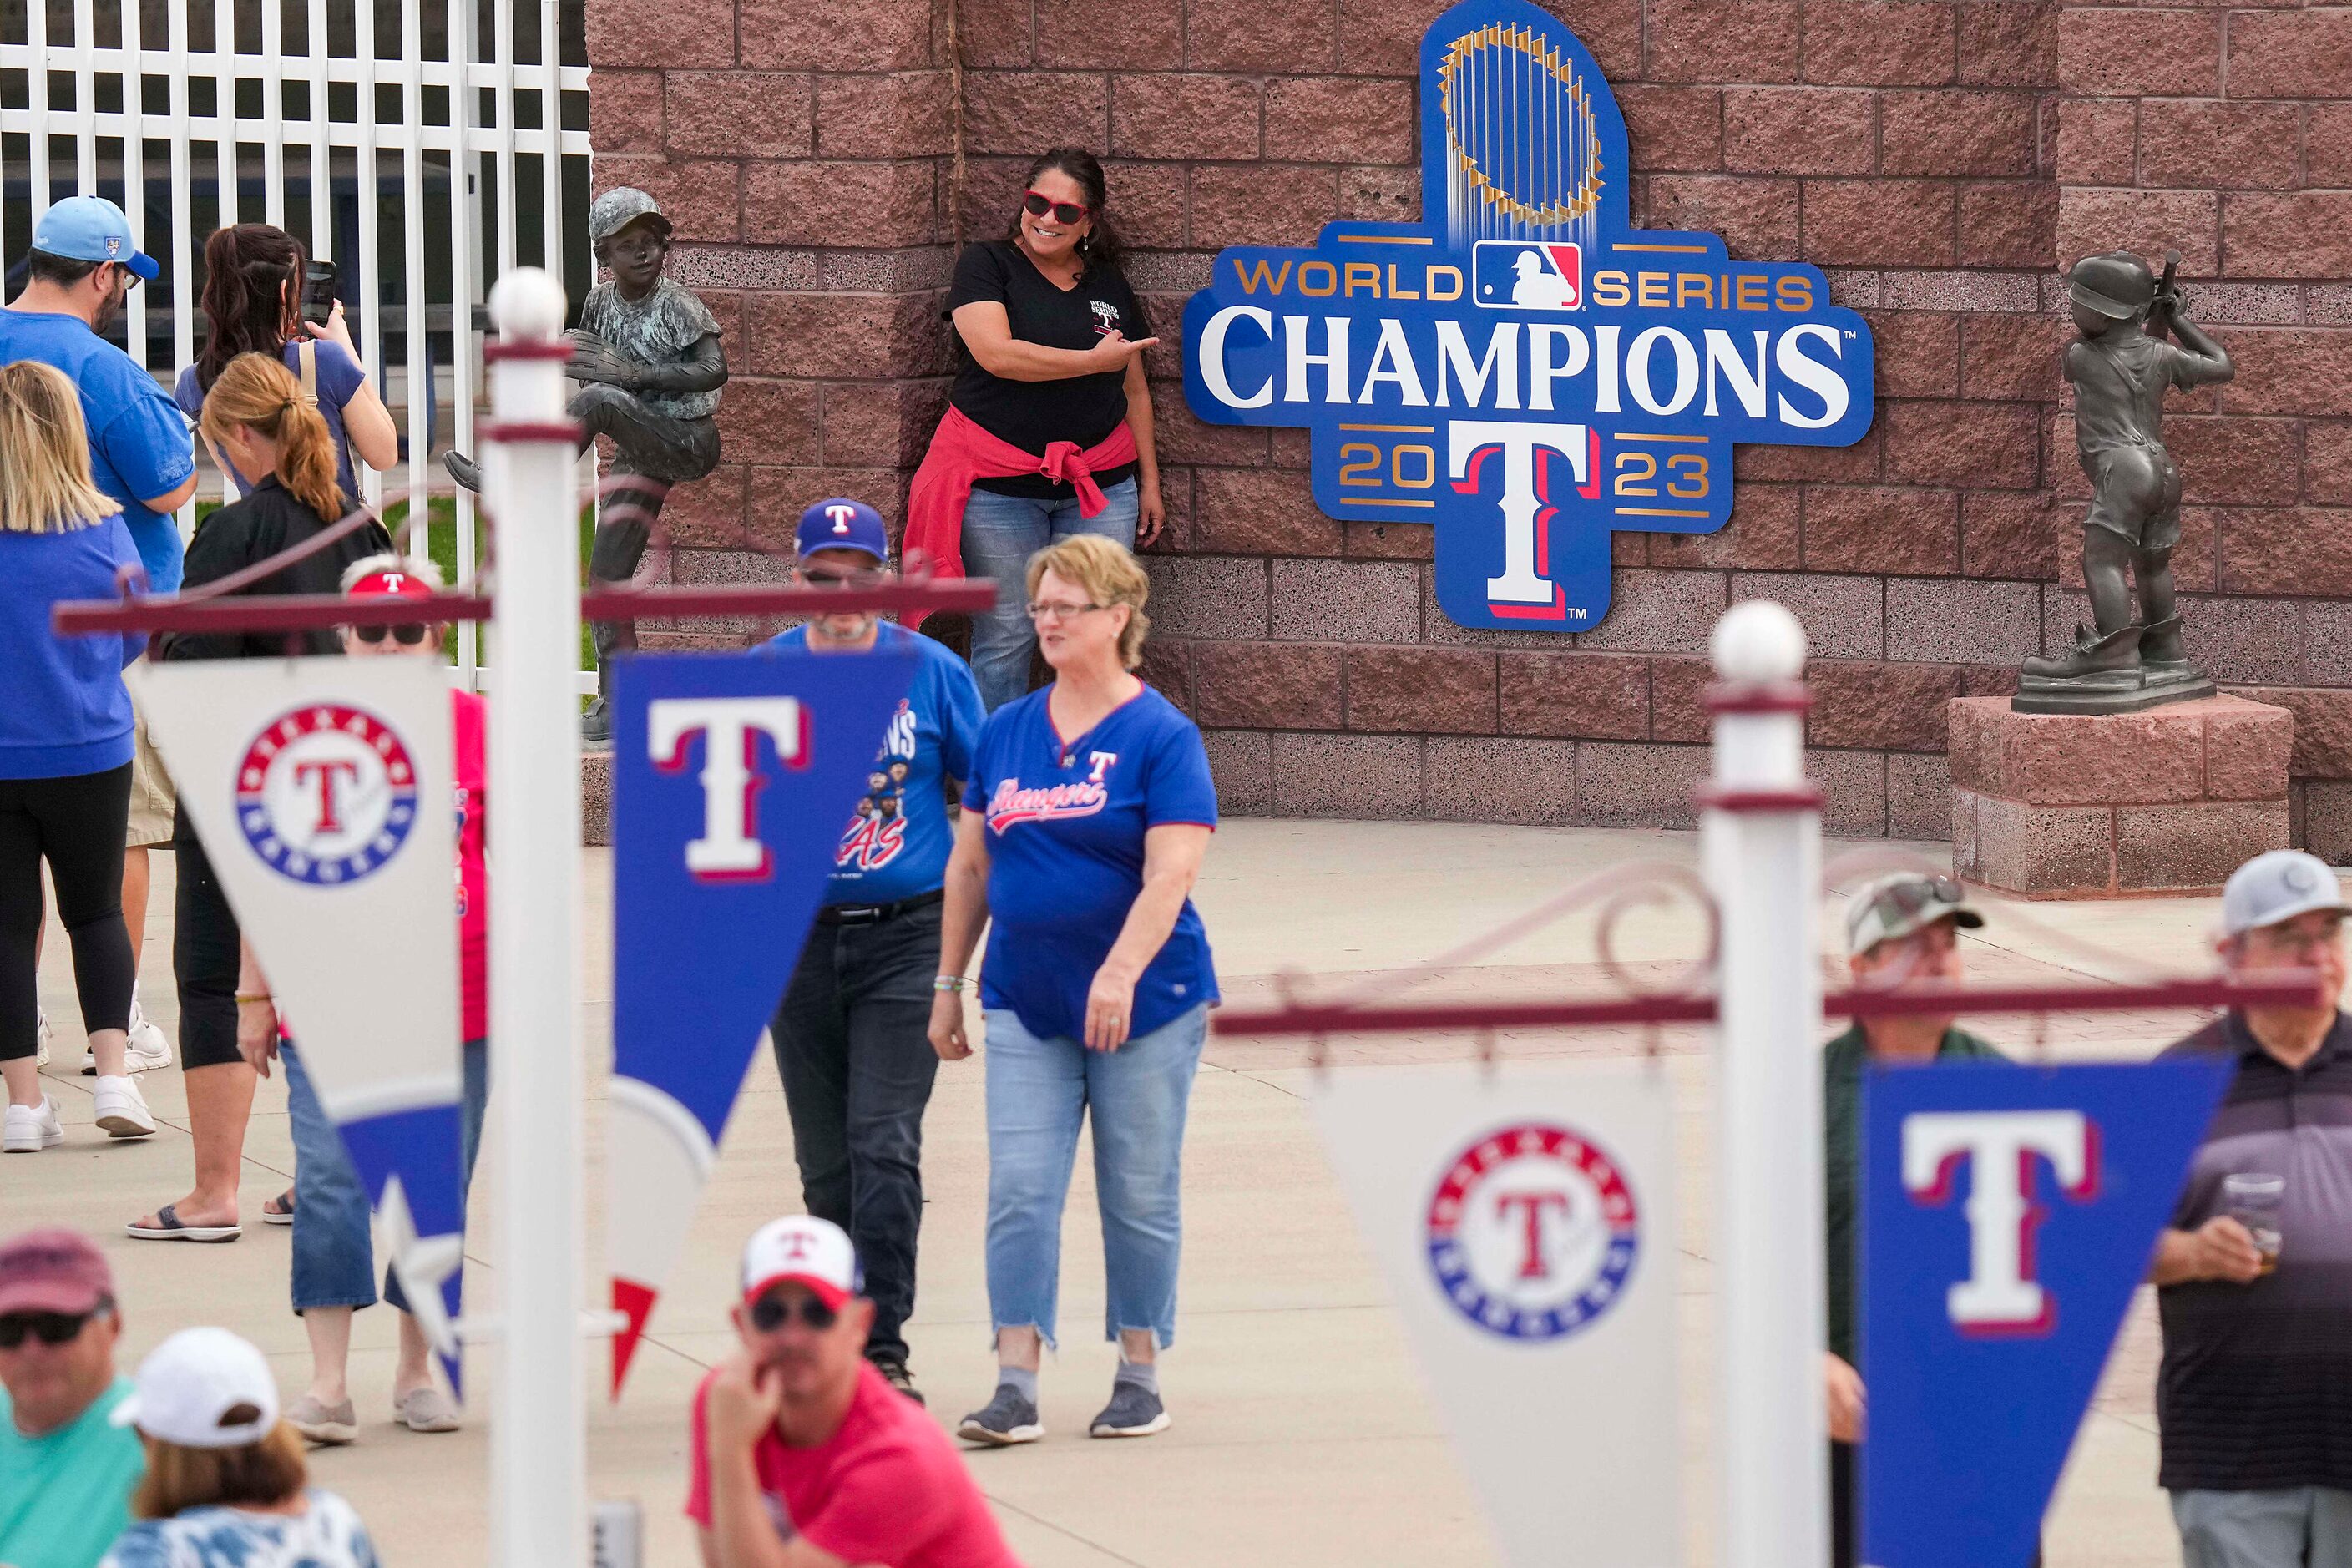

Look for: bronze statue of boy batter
[2016,250,2233,714]
[445,187,727,742]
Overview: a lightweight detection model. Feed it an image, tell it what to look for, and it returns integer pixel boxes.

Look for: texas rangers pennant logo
[604,648,918,1393]
[1181,0,1874,632]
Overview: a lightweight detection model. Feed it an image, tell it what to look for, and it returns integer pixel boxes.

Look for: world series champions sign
[1181,0,1876,632]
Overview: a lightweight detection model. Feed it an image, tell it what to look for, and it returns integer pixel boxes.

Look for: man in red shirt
[690,1216,1024,1568]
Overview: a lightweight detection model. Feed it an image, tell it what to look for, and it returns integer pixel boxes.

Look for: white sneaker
[83,1002,172,1075]
[3,1097,63,1152]
[93,1075,156,1140]
[35,1009,51,1068]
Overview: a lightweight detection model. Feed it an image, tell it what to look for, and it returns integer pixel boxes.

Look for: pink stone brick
[1959,789,2117,896]
[963,71,1110,157]
[1889,751,1954,841]
[1271,733,1422,818]
[2203,703,2294,802]
[1498,652,1651,740]
[744,161,938,249]
[1578,742,1710,828]
[2116,802,2289,893]
[589,70,665,155]
[1345,647,1499,734]
[2057,8,2219,96]
[1803,0,1955,86]
[1722,88,1874,177]
[1265,78,1412,165]
[739,0,934,70]
[1424,739,1579,827]
[1034,0,1178,68]
[665,73,815,160]
[1203,730,1272,816]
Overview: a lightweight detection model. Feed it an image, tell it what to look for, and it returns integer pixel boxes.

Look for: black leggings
[0,764,135,1064]
[172,807,245,1071]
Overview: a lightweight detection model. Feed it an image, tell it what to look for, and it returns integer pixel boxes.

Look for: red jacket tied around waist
[902,406,1137,630]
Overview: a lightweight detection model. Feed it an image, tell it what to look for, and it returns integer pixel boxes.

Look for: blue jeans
[982,1003,1208,1350]
[286,1039,489,1314]
[959,478,1139,711]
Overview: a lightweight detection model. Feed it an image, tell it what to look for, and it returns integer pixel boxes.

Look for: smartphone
[300,260,338,326]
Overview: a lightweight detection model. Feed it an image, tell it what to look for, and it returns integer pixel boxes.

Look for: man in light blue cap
[0,195,195,593]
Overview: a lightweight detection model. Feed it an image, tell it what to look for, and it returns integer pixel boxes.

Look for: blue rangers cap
[793,498,889,564]
[31,196,159,282]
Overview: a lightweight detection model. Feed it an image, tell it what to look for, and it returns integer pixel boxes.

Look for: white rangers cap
[740,1216,861,1311]
[112,1328,280,1449]
[2222,850,2352,939]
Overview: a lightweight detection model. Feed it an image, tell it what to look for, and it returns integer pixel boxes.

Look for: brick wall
[582,0,2352,847]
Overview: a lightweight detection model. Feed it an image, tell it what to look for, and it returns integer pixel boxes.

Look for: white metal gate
[1,0,594,687]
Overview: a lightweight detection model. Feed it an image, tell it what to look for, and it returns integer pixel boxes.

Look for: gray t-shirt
[578,278,721,421]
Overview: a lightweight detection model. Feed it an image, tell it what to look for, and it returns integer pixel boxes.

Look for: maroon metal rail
[53,579,999,636]
[1211,974,2327,1038]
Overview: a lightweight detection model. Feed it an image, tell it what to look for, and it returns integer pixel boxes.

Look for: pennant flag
[605,647,918,1391]
[130,659,468,1372]
[1860,1058,2231,1567]
[1313,1063,1683,1567]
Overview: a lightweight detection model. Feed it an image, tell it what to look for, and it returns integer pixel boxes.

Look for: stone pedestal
[1949,695,2292,898]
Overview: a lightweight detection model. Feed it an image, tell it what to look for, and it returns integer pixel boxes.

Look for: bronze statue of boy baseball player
[445,187,727,742]
[2015,250,2233,714]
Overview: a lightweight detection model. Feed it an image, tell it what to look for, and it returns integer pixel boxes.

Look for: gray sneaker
[956,1385,1043,1447]
[1089,1380,1170,1439]
[285,1394,357,1445]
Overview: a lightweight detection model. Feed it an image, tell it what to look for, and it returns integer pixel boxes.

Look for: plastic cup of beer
[2224,1173,2284,1277]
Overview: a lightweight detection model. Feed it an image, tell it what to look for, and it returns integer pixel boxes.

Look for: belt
[816,888,945,927]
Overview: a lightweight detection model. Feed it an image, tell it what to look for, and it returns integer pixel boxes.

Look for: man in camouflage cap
[445,186,727,743]
[2019,250,2233,707]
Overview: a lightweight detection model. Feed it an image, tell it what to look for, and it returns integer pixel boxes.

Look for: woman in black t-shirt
[935,149,1163,711]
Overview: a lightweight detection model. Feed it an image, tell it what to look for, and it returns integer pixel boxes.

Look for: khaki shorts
[126,694,176,847]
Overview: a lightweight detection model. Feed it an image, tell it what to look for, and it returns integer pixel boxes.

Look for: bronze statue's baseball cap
[1845,872,1984,957]
[0,1227,115,1317]
[740,1216,861,1312]
[2221,850,2352,938]
[2069,250,2156,321]
[589,187,672,248]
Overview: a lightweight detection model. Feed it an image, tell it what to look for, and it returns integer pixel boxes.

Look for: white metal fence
[1,0,594,687]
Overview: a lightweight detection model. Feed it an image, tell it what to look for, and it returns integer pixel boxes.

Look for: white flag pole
[483,268,586,1566]
[1703,600,1828,1568]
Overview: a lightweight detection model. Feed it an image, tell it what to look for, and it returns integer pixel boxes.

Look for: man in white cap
[1820,872,2011,1568]
[690,1216,1022,1568]
[2150,849,2352,1565]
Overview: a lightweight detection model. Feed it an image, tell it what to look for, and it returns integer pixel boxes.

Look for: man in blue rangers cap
[0,196,196,594]
[754,498,986,1408]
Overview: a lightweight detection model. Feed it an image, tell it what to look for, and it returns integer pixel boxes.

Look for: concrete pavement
[14,820,2230,1565]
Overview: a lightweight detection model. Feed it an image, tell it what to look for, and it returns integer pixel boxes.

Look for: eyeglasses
[747,1292,838,1333]
[1024,190,1089,226]
[801,566,885,589]
[354,622,429,645]
[0,1308,100,1348]
[1026,600,1111,623]
[2246,916,2347,959]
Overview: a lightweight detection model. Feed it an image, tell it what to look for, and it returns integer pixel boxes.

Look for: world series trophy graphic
[1181,0,1876,633]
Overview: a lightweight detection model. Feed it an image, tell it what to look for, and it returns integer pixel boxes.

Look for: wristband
[235,992,273,1005]
[933,974,970,994]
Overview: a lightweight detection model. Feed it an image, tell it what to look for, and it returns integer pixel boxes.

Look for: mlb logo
[1472,240,1582,311]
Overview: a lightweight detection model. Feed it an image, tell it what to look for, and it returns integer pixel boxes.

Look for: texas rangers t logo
[1181,0,1873,632]
[1903,1110,2100,1336]
[235,704,419,885]
[1425,1121,1640,1341]
[647,696,811,882]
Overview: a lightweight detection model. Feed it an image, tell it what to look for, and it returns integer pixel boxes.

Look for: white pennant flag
[130,658,465,1356]
[1312,1062,1684,1567]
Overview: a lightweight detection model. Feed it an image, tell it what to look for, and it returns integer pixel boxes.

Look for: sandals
[261,1189,296,1226]
[124,1202,241,1243]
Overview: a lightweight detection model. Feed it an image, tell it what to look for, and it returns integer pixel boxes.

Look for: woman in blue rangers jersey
[929,534,1218,1449]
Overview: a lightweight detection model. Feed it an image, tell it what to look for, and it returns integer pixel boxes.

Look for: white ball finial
[1711,599,1808,683]
[489,268,569,341]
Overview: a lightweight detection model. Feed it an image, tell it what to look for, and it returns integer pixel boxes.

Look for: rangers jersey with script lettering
[963,685,1219,1041]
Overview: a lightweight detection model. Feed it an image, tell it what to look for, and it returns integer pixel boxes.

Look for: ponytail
[199,352,345,523]
[195,225,304,394]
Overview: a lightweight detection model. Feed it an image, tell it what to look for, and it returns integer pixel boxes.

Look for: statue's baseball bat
[2152,250,2181,339]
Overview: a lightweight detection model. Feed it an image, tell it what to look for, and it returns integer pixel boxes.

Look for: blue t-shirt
[963,685,1219,1041]
[761,621,986,907]
[0,517,141,780]
[175,338,369,511]
[0,310,195,592]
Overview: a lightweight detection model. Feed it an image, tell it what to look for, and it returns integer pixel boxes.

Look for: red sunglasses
[1024,190,1089,226]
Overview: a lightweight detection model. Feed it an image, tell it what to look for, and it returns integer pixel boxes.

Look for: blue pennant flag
[603,647,917,1390]
[1861,1058,2231,1567]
